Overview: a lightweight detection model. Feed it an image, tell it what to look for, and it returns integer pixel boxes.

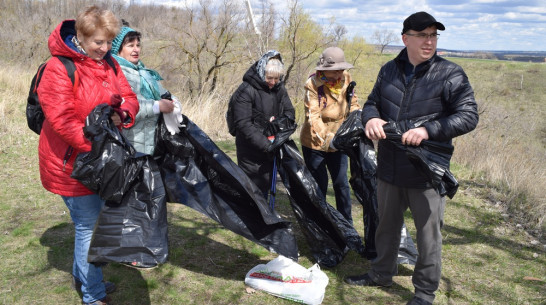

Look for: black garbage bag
[263,116,297,209]
[71,104,138,203]
[154,115,299,261]
[333,110,379,259]
[265,116,297,153]
[333,110,418,264]
[262,116,365,267]
[279,140,365,268]
[382,120,459,198]
[71,104,168,266]
[86,158,168,266]
[398,223,419,265]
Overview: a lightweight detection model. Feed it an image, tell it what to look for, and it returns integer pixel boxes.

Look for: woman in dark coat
[230,50,295,198]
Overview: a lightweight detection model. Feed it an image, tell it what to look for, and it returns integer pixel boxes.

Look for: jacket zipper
[393,66,416,183]
[62,146,74,172]
[397,74,416,122]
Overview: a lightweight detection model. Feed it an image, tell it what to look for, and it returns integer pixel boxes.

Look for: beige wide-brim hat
[316,47,353,71]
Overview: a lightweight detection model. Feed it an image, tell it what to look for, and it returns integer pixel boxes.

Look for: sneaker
[406,296,433,305]
[83,295,112,305]
[72,276,116,294]
[121,261,158,270]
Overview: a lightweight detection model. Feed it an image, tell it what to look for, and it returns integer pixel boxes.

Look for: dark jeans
[302,146,352,224]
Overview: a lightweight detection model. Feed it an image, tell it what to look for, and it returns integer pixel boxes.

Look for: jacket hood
[48,20,81,59]
[48,19,114,62]
[243,50,283,91]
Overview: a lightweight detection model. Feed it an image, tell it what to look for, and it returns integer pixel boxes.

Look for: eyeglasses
[405,33,440,40]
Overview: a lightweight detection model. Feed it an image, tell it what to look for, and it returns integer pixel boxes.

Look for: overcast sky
[130,0,546,52]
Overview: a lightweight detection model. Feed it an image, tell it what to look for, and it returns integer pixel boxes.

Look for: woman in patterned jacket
[299,47,360,224]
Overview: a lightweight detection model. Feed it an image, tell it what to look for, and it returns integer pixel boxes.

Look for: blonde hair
[76,5,120,40]
[265,58,284,78]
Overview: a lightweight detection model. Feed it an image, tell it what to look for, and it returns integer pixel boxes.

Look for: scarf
[70,36,88,55]
[318,71,343,96]
[112,54,163,100]
[256,50,283,82]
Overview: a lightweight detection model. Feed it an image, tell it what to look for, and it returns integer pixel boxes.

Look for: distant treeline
[382,45,546,63]
[439,50,546,63]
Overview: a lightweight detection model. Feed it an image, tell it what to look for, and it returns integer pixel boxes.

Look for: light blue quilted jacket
[115,56,174,155]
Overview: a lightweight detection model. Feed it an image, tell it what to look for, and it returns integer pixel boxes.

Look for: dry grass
[175,84,237,141]
[450,59,546,234]
[2,57,545,235]
[0,59,544,305]
[0,65,34,146]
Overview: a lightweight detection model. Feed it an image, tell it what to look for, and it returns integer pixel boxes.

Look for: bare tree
[240,0,276,60]
[156,0,244,97]
[203,0,241,92]
[372,29,400,54]
[257,0,277,55]
[333,24,348,43]
[278,0,335,88]
[1,0,371,101]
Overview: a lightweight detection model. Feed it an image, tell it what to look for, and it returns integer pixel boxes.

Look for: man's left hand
[401,127,429,146]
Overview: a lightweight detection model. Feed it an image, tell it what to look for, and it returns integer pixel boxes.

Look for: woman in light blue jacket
[111,24,179,155]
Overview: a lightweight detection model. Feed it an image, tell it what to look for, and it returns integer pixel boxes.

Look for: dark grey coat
[232,53,295,194]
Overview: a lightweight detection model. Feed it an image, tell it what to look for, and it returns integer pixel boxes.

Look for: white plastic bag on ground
[244,255,329,304]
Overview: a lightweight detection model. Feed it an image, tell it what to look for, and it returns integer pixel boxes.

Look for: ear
[401,34,409,46]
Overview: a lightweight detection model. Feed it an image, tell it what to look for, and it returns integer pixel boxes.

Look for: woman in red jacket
[37,6,139,305]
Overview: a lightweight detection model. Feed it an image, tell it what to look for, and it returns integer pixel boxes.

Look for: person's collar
[399,49,435,70]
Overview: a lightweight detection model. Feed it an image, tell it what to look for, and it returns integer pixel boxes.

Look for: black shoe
[72,276,116,294]
[344,273,391,287]
[407,296,433,305]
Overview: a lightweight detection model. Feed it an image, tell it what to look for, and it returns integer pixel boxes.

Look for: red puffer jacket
[37,20,139,197]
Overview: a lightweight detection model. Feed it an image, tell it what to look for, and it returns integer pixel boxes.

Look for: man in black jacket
[344,12,479,305]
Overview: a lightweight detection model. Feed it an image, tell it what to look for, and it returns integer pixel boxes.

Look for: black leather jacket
[362,49,479,188]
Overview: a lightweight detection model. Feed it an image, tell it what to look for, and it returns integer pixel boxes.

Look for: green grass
[1,57,544,304]
[0,136,544,304]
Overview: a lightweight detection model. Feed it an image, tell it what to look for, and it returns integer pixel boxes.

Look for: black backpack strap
[104,56,118,75]
[54,55,117,81]
[56,56,76,85]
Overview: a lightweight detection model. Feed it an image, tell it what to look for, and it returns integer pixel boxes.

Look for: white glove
[152,100,160,114]
[163,98,183,135]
